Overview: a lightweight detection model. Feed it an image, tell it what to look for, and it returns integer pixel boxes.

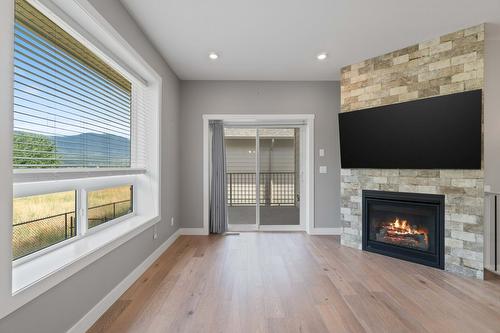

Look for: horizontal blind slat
[13,1,133,169]
[15,26,130,102]
[14,105,130,137]
[14,94,131,132]
[14,117,129,139]
[13,128,130,149]
[14,48,130,111]
[14,55,131,111]
[14,83,131,129]
[14,74,131,122]
[15,0,131,92]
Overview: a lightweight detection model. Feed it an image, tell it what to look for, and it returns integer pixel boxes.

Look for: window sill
[12,214,160,296]
[14,168,147,183]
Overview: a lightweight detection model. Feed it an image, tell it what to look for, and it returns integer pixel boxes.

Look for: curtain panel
[209,120,227,234]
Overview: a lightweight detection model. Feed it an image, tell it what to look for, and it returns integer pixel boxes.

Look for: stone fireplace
[339,24,485,279]
[341,169,484,278]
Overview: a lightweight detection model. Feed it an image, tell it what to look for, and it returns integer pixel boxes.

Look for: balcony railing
[12,199,132,260]
[227,172,296,207]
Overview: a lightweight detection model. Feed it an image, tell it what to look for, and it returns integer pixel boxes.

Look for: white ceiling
[120,0,500,81]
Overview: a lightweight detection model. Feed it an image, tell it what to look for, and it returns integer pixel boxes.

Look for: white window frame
[202,114,315,235]
[12,176,137,266]
[0,0,163,319]
[84,182,136,235]
[12,187,79,266]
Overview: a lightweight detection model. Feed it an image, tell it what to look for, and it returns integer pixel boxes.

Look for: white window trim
[84,182,136,236]
[13,168,147,183]
[12,214,160,295]
[0,0,163,320]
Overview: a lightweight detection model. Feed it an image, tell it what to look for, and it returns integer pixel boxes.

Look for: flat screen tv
[338,89,482,169]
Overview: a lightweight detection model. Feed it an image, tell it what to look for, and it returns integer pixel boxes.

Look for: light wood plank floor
[89,233,500,333]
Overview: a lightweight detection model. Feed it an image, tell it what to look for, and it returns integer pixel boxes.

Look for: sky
[14,20,130,139]
[13,22,132,166]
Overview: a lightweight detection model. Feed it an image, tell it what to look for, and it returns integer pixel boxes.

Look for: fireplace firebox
[362,190,444,269]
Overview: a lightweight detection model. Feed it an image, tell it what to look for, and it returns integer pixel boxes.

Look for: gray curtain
[209,120,227,234]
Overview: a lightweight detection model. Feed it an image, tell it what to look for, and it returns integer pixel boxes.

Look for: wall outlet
[319,148,325,157]
[170,217,175,226]
[319,166,327,174]
[153,225,158,240]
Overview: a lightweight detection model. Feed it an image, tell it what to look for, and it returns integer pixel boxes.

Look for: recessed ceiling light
[317,52,328,61]
[209,52,219,60]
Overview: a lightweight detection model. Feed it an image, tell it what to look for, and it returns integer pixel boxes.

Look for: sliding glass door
[225,127,300,230]
[258,128,300,226]
[225,128,257,227]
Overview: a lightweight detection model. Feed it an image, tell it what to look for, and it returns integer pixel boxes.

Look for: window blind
[131,84,149,170]
[13,0,133,169]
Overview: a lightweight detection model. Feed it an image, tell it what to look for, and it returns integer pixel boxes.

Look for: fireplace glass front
[363,190,444,269]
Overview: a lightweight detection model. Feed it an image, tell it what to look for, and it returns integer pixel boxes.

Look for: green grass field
[13,186,132,259]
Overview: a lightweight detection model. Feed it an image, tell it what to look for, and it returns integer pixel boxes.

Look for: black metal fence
[12,211,76,260]
[227,172,296,207]
[12,199,132,260]
[88,199,133,229]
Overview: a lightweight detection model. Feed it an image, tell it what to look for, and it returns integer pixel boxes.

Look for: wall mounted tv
[338,89,482,169]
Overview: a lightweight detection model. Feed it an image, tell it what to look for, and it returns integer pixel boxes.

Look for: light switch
[319,166,327,174]
[319,149,325,157]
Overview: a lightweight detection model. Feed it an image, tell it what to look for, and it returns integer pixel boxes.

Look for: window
[2,0,159,318]
[13,191,76,260]
[14,0,132,168]
[10,0,149,262]
[88,185,133,229]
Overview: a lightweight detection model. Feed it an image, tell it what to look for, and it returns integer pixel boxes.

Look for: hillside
[54,132,130,167]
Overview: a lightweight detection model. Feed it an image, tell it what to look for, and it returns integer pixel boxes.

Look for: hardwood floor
[89,233,500,333]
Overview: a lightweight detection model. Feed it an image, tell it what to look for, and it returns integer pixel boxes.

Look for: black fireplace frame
[362,190,445,269]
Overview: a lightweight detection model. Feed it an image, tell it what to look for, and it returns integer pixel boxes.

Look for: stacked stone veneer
[340,24,485,279]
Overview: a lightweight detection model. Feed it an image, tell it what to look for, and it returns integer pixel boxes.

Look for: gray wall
[0,0,180,332]
[179,81,341,229]
[485,23,500,193]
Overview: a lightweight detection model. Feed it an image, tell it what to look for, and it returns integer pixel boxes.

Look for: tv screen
[338,89,482,169]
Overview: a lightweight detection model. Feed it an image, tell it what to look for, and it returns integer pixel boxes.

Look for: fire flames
[387,218,424,235]
[379,218,429,250]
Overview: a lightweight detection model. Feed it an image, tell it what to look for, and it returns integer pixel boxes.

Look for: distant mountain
[54,132,130,167]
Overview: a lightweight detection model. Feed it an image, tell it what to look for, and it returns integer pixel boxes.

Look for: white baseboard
[259,224,305,231]
[68,228,181,333]
[308,227,342,235]
[228,224,305,232]
[228,224,257,232]
[182,226,311,233]
[179,227,208,235]
[197,225,338,233]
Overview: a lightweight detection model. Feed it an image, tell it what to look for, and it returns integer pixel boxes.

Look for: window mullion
[78,188,88,236]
